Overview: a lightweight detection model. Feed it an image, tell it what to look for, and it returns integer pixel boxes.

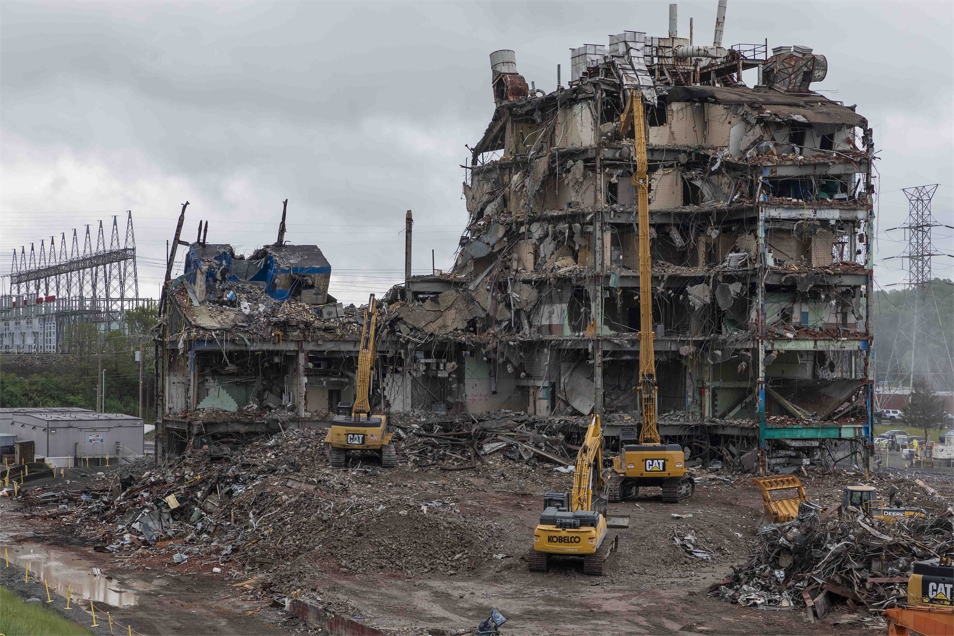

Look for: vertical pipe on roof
[669,4,678,38]
[713,0,727,48]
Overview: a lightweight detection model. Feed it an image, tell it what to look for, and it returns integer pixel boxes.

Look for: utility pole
[97,345,102,413]
[138,341,144,420]
[102,368,106,413]
[405,210,413,303]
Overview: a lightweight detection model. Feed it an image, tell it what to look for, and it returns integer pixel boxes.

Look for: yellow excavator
[606,91,694,504]
[883,556,953,635]
[324,293,395,468]
[529,414,618,576]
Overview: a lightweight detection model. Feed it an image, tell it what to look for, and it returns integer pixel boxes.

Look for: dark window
[820,134,834,150]
[790,124,807,146]
[648,103,668,127]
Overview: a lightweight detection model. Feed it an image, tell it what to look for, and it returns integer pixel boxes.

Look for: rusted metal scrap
[710,508,953,617]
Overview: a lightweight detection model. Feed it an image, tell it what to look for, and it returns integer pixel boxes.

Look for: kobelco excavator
[324,294,395,468]
[607,91,694,504]
[529,414,618,575]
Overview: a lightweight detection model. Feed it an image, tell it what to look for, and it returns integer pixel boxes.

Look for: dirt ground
[8,437,940,636]
[280,468,889,636]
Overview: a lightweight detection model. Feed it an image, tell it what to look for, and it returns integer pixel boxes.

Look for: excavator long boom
[571,414,604,513]
[627,93,659,445]
[351,294,378,419]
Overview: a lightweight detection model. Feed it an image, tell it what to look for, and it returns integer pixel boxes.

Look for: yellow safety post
[85,457,89,467]
[107,611,115,634]
[106,454,109,466]
[65,586,72,609]
[4,548,8,567]
[25,561,29,582]
[90,600,99,627]
[14,481,19,496]
[24,465,28,477]
[128,625,133,636]
[45,579,53,603]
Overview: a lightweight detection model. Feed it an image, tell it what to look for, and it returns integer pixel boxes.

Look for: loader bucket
[752,475,808,525]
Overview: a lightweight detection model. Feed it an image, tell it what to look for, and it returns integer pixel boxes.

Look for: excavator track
[329,446,347,468]
[527,549,549,572]
[380,443,397,468]
[661,477,694,503]
[582,535,618,576]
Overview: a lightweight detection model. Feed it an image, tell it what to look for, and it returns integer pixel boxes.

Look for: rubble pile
[393,410,585,468]
[32,429,514,588]
[711,509,954,613]
[391,409,759,469]
[173,284,364,344]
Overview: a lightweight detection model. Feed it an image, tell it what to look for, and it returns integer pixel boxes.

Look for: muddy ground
[2,432,950,635]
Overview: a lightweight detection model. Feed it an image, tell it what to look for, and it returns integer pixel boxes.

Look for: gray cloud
[2,0,952,303]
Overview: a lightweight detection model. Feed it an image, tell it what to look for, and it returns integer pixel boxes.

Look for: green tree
[124,304,158,338]
[61,322,100,355]
[905,377,946,443]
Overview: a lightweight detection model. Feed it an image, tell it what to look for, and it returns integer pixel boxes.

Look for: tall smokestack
[713,0,727,48]
[669,4,678,38]
[405,210,413,303]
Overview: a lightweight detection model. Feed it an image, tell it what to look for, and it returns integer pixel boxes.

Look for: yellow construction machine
[529,414,618,576]
[841,485,927,523]
[753,477,927,525]
[883,556,953,635]
[324,294,395,468]
[606,90,693,504]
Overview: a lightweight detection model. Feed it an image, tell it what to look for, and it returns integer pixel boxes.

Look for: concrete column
[297,345,307,417]
[592,87,605,416]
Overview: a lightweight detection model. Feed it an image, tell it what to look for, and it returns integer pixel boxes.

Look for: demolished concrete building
[381,8,874,470]
[156,225,365,460]
[156,4,875,470]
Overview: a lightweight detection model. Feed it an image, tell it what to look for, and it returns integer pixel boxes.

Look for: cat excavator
[883,556,953,635]
[324,294,395,468]
[606,91,694,504]
[529,414,618,576]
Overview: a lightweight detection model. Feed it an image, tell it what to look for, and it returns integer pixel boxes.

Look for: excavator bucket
[752,476,808,525]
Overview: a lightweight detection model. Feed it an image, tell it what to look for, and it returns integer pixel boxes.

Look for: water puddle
[1,543,139,607]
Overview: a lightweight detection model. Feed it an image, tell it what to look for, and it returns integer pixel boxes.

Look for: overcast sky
[2,0,952,306]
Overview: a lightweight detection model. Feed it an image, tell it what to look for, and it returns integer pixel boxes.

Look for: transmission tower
[1,211,153,353]
[881,184,954,392]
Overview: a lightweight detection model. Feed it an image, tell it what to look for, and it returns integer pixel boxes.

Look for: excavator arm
[351,294,379,419]
[627,92,659,445]
[571,415,605,513]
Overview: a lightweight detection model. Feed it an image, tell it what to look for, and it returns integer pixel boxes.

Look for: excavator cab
[843,485,876,511]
